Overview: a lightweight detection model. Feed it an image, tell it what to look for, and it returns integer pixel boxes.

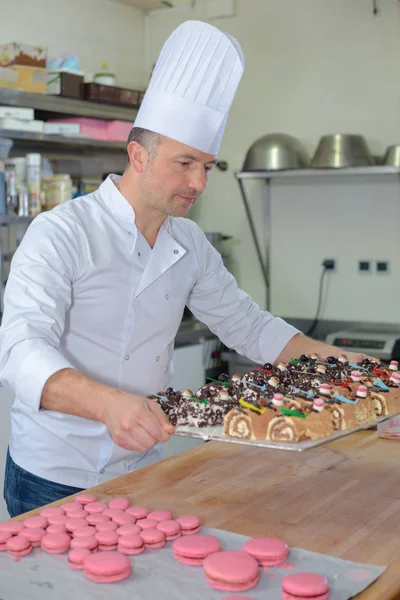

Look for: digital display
[333,338,385,350]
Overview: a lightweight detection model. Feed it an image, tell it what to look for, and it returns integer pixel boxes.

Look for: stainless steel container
[383,145,400,168]
[242,133,311,171]
[311,134,374,168]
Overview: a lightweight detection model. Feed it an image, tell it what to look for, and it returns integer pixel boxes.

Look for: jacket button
[156,356,160,361]
[100,469,105,474]
[125,355,130,360]
[165,294,169,300]
[174,249,179,254]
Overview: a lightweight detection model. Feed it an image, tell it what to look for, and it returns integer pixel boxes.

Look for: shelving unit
[0,88,137,312]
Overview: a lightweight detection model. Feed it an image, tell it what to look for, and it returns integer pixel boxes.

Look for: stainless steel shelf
[1,129,126,153]
[235,166,400,180]
[0,88,138,121]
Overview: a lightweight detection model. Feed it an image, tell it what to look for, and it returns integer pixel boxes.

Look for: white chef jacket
[0,175,299,488]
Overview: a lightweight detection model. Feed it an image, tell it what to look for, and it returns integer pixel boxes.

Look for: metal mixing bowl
[242,133,311,171]
[383,145,400,168]
[311,134,374,168]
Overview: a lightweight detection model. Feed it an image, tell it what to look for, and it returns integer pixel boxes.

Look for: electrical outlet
[322,258,335,271]
[376,260,390,274]
[359,260,371,273]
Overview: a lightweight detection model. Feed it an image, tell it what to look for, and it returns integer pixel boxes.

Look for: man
[0,21,362,517]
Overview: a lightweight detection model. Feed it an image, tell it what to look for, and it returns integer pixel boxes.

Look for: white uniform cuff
[259,318,300,364]
[15,346,73,412]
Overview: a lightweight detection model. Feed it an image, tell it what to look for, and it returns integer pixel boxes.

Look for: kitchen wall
[0,0,146,89]
[145,0,400,323]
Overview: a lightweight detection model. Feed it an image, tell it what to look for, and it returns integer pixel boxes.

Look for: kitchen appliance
[242,133,310,172]
[311,134,374,168]
[325,327,400,361]
[383,145,400,168]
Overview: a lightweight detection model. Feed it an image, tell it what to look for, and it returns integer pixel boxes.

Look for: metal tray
[174,413,399,451]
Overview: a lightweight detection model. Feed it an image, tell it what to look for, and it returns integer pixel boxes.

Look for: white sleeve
[186,222,299,364]
[0,212,82,412]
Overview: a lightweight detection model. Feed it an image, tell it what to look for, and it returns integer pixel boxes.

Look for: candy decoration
[319,383,331,396]
[333,392,358,404]
[276,363,287,372]
[338,354,348,364]
[390,361,399,371]
[349,361,368,371]
[390,372,400,386]
[373,379,390,392]
[239,398,266,415]
[206,377,228,386]
[313,398,325,412]
[290,358,302,365]
[152,392,168,402]
[248,382,267,392]
[280,408,307,419]
[356,385,367,398]
[253,365,272,375]
[290,386,314,399]
[267,377,279,388]
[374,367,388,379]
[350,371,362,382]
[272,393,284,407]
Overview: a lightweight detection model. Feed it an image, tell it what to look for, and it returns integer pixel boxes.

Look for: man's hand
[276,334,371,365]
[102,392,175,453]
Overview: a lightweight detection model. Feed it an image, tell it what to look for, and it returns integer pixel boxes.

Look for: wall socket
[322,258,335,270]
[376,260,389,274]
[359,260,371,273]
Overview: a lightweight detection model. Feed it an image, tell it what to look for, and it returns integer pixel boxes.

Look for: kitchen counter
[14,430,400,599]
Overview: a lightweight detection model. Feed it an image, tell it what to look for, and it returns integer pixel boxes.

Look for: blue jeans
[4,449,84,517]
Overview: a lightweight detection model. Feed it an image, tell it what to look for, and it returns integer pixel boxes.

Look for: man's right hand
[102,392,175,453]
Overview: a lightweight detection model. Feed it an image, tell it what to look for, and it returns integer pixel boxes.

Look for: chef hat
[134,20,244,155]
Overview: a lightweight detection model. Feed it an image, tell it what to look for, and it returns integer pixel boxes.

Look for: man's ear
[127,141,148,174]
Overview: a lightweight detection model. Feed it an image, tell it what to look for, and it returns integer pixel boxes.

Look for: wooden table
[16,431,400,599]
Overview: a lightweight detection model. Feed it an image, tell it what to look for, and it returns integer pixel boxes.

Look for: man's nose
[187,166,207,194]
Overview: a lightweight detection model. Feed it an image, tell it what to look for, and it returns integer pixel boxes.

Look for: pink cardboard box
[47,118,108,140]
[106,120,132,142]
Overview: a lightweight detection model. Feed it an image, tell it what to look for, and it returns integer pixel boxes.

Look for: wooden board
[15,431,400,600]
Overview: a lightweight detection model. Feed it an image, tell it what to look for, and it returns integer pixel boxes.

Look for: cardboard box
[0,118,44,133]
[44,122,81,136]
[0,42,47,68]
[0,65,48,94]
[0,106,34,120]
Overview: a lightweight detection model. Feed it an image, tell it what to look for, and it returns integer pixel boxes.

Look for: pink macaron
[172,534,221,566]
[40,507,65,518]
[20,527,46,547]
[118,533,146,555]
[71,535,98,552]
[111,512,136,527]
[47,513,68,526]
[95,530,119,551]
[23,516,48,530]
[126,505,149,520]
[85,501,107,514]
[243,537,289,567]
[47,524,68,534]
[68,548,92,570]
[6,535,32,558]
[66,517,88,533]
[282,573,330,600]
[176,514,201,535]
[41,532,71,554]
[140,527,166,549]
[102,508,126,520]
[0,530,12,551]
[75,494,97,506]
[157,520,182,541]
[83,551,132,583]
[137,518,158,530]
[96,521,119,533]
[72,525,97,537]
[108,497,131,511]
[86,513,111,526]
[61,502,83,514]
[0,521,25,535]
[203,551,260,592]
[117,524,142,536]
[148,510,173,522]
[67,508,89,519]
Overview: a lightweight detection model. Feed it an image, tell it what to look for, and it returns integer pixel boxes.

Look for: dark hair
[127,127,162,160]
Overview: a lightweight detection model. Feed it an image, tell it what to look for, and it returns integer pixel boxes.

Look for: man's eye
[178,161,189,166]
